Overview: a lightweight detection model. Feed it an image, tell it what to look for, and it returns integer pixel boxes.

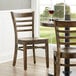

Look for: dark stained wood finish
[54,20,76,76]
[11,11,49,70]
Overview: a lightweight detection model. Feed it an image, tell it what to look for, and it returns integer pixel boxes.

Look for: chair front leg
[54,51,60,76]
[56,57,60,76]
[23,43,27,70]
[56,62,60,76]
[33,43,36,64]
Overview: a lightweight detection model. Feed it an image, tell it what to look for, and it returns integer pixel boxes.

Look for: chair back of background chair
[54,20,76,51]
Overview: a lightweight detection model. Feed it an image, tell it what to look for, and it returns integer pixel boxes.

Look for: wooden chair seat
[18,37,48,44]
[18,38,48,50]
[54,47,76,58]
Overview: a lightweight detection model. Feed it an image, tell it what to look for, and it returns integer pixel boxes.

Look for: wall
[0,0,31,63]
[31,0,40,37]
[0,0,31,10]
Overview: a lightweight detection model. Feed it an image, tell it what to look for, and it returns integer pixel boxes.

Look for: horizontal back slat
[59,42,76,45]
[55,20,76,27]
[16,20,32,22]
[58,30,76,33]
[17,29,32,32]
[59,36,76,39]
[16,24,32,27]
[14,12,33,17]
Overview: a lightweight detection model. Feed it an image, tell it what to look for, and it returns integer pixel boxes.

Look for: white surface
[31,0,40,37]
[0,9,34,63]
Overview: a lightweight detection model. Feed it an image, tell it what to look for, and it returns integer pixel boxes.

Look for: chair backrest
[11,11,34,42]
[54,20,76,51]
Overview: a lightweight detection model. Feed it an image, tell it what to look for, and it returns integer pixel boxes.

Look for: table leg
[63,27,71,76]
[50,27,55,51]
[63,59,71,76]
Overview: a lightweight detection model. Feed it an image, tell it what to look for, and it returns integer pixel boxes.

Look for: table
[41,21,71,76]
[41,21,54,27]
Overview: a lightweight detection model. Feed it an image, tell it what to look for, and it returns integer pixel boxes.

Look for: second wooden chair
[54,20,76,76]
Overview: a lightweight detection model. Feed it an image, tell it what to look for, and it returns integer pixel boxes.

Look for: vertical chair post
[33,43,36,64]
[23,43,27,70]
[13,43,18,66]
[45,39,49,68]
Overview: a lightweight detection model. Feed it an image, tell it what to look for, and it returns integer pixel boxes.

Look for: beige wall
[0,0,31,10]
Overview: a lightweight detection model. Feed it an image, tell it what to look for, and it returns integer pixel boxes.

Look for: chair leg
[23,43,27,70]
[33,43,36,64]
[56,57,60,76]
[45,40,49,68]
[56,62,60,76]
[13,44,18,66]
[54,51,60,76]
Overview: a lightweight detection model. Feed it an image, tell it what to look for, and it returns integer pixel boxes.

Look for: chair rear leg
[13,44,18,66]
[45,40,49,68]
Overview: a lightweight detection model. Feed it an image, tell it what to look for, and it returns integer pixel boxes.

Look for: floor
[0,56,76,76]
[0,57,53,76]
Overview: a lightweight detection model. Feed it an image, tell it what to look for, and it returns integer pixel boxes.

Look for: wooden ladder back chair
[11,11,49,70]
[54,20,76,76]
